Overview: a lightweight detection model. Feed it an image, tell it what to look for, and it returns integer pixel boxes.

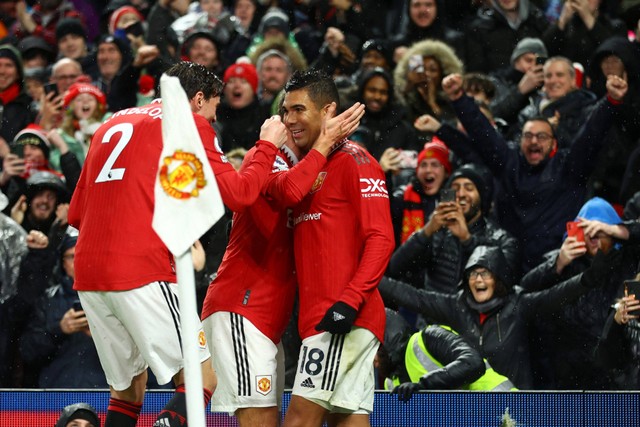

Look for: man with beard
[442,72,627,272]
[386,163,520,296]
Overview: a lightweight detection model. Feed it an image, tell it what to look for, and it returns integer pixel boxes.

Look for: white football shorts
[291,327,379,414]
[79,281,211,391]
[203,311,284,414]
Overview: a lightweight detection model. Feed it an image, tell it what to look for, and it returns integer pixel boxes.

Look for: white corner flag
[153,74,224,427]
[153,74,225,255]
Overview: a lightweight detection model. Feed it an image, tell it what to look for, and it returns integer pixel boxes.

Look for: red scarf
[400,183,425,243]
[0,83,20,105]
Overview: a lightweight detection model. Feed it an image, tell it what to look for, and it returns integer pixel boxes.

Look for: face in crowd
[362,75,389,114]
[519,119,556,166]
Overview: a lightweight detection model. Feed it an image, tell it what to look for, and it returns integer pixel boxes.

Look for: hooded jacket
[379,245,598,389]
[394,39,463,125]
[387,164,520,294]
[355,67,420,162]
[585,37,640,205]
[519,197,640,389]
[465,0,549,73]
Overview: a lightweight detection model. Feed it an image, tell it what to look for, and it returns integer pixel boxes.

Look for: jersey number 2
[95,122,134,183]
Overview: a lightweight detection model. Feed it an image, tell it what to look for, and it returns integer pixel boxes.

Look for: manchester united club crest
[310,172,327,193]
[198,330,207,348]
[159,150,207,199]
[256,375,272,396]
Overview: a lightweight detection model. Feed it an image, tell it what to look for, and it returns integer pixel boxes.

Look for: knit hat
[258,8,290,36]
[12,124,50,159]
[55,403,100,427]
[56,18,87,41]
[63,82,106,108]
[510,38,547,66]
[223,62,259,93]
[0,44,24,87]
[108,5,144,35]
[417,138,451,174]
[361,39,394,69]
[138,74,155,97]
[447,163,494,215]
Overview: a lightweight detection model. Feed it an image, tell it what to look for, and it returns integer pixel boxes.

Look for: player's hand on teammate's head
[260,115,287,148]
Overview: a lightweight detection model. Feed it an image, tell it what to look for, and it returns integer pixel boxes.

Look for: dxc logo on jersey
[359,178,388,198]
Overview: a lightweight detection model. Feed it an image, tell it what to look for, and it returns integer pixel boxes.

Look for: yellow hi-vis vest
[386,327,517,391]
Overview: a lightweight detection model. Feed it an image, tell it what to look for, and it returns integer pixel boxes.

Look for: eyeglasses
[54,74,80,81]
[469,270,492,280]
[522,132,553,143]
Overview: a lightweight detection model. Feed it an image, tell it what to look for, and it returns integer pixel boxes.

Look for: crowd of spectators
[0,0,640,393]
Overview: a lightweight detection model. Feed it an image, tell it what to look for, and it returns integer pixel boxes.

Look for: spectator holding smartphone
[20,228,108,388]
[390,139,451,246]
[387,163,520,296]
[521,196,640,389]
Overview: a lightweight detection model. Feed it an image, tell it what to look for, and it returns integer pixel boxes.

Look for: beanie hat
[417,138,451,174]
[223,62,259,93]
[96,34,132,62]
[63,82,106,108]
[56,18,87,41]
[12,124,51,159]
[55,403,100,427]
[361,39,394,69]
[510,37,547,66]
[258,8,290,36]
[0,44,24,87]
[447,163,494,215]
[108,6,144,35]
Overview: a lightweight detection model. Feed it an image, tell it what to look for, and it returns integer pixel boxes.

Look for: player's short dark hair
[164,61,223,101]
[284,69,340,110]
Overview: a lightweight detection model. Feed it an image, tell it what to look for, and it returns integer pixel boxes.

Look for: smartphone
[536,56,547,66]
[624,280,640,298]
[398,150,418,169]
[566,221,585,243]
[408,54,424,73]
[124,21,144,38]
[72,300,83,312]
[44,82,59,97]
[440,188,457,203]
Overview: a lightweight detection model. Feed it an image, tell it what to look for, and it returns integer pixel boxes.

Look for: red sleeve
[197,117,278,212]
[340,158,395,310]
[265,149,327,207]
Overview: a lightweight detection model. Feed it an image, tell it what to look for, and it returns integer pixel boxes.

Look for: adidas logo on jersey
[300,377,315,388]
[333,312,345,322]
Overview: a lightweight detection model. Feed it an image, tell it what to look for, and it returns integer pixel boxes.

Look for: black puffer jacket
[387,217,520,294]
[379,246,597,389]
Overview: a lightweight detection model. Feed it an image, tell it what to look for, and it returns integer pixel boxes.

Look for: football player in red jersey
[68,62,287,427]
[280,70,395,427]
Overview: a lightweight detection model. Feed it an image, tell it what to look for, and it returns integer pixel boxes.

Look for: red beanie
[108,6,144,34]
[417,137,451,174]
[63,82,106,108]
[223,63,258,94]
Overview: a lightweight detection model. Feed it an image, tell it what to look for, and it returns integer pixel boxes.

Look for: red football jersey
[292,142,394,342]
[201,146,327,343]
[69,102,278,292]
